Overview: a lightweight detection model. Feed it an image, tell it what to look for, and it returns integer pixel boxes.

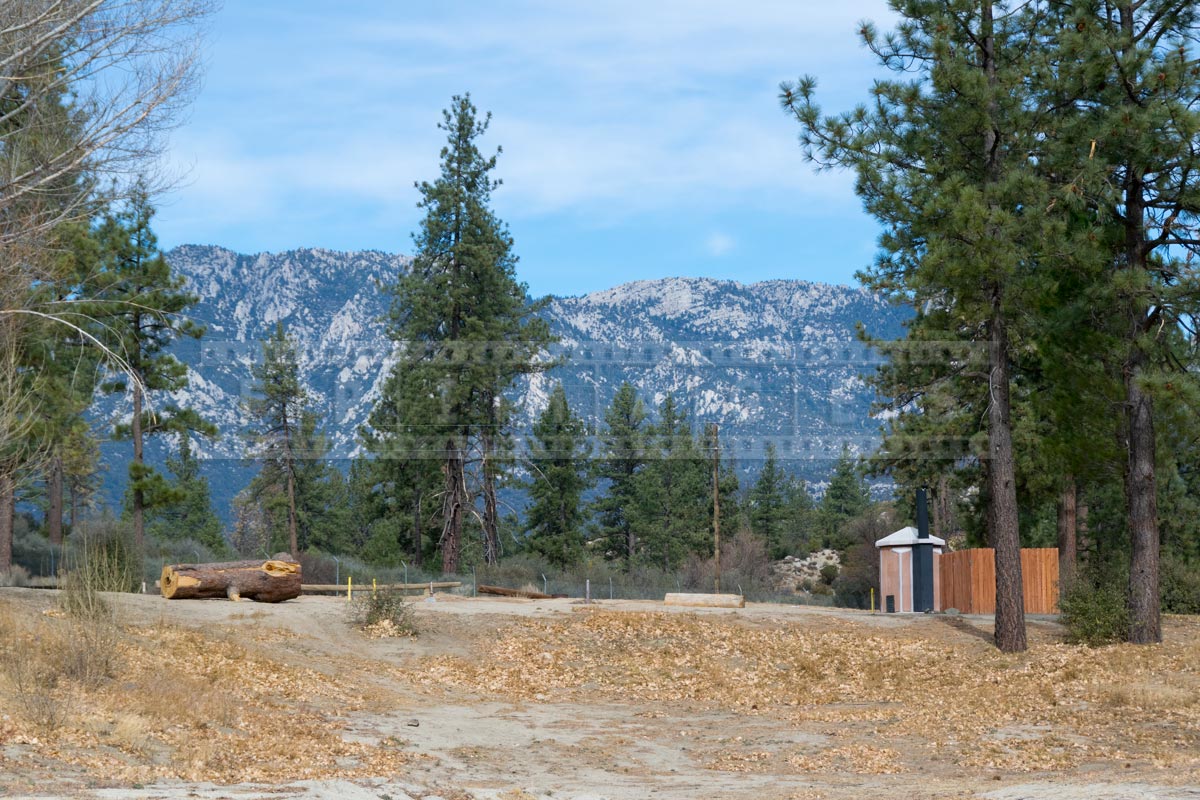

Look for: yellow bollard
[870,587,875,614]
[372,577,377,596]
[347,575,352,600]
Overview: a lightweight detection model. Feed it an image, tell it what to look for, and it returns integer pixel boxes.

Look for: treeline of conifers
[0,97,881,603]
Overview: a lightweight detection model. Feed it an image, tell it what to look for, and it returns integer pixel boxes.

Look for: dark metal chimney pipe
[913,487,935,612]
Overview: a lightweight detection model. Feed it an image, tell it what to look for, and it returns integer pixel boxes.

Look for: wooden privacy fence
[938,548,1059,614]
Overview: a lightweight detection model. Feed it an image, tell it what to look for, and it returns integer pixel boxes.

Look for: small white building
[875,526,946,612]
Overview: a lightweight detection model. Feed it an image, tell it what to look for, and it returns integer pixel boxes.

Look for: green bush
[1161,553,1200,615]
[12,515,56,577]
[350,588,418,637]
[1059,576,1129,646]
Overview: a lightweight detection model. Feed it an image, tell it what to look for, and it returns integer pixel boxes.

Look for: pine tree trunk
[481,430,500,566]
[932,474,955,543]
[1057,477,1077,591]
[980,2,1025,654]
[1077,495,1090,567]
[70,479,79,532]
[412,489,423,569]
[47,456,64,546]
[441,440,464,574]
[1117,3,1162,647]
[0,471,13,574]
[286,466,299,557]
[283,412,299,557]
[132,383,145,549]
[989,300,1027,653]
[1125,348,1161,643]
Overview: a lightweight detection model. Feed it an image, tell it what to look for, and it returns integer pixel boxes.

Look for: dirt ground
[1,587,1199,800]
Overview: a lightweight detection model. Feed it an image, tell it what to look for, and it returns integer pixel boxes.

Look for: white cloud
[705,232,735,257]
[158,0,896,248]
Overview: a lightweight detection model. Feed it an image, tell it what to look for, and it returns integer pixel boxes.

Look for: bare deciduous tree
[0,0,214,571]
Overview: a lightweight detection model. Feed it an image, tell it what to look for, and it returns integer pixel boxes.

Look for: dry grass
[413,610,1200,777]
[0,598,416,786]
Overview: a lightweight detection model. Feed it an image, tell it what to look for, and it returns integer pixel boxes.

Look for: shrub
[1161,553,1200,615]
[0,564,29,587]
[1059,576,1129,646]
[681,532,777,599]
[809,581,834,596]
[350,588,417,637]
[819,563,840,585]
[12,515,56,577]
[54,521,131,683]
[60,520,139,619]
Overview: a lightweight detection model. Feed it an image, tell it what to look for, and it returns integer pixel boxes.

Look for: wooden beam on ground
[664,592,745,609]
[301,581,462,594]
[477,583,563,600]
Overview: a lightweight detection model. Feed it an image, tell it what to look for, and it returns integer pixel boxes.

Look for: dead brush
[0,605,72,734]
[54,524,134,684]
[1098,682,1200,710]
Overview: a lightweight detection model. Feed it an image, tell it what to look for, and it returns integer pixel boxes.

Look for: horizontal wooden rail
[301,581,462,594]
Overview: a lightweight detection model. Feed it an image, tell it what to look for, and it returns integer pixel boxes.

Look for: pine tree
[290,413,345,554]
[360,366,443,568]
[633,394,709,572]
[749,444,789,557]
[93,186,211,549]
[146,433,226,555]
[820,446,870,550]
[375,94,552,573]
[782,1,1075,651]
[21,222,104,547]
[523,384,592,568]
[592,382,648,565]
[244,322,307,556]
[1048,1,1200,644]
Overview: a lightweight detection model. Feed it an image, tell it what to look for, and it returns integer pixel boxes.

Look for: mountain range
[93,246,912,518]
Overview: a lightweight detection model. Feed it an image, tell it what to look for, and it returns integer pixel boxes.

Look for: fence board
[937,548,1058,614]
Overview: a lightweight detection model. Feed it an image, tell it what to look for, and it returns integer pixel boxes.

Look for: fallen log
[664,592,745,609]
[477,583,564,600]
[160,559,301,602]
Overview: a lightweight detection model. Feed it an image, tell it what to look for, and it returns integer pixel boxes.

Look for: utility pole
[710,423,721,594]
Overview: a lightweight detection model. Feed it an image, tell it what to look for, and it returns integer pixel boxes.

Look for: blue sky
[155,1,897,298]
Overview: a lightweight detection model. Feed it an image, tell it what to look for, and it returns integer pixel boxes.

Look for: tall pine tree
[93,186,211,549]
[244,322,307,557]
[783,1,1075,650]
[592,382,648,565]
[376,94,551,573]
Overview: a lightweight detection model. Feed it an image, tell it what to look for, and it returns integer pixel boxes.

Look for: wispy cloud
[705,232,735,257]
[157,0,895,273]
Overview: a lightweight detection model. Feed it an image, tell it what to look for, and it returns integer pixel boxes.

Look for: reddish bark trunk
[132,383,144,549]
[988,304,1027,654]
[0,472,13,574]
[1057,478,1077,591]
[47,456,64,546]
[441,442,464,574]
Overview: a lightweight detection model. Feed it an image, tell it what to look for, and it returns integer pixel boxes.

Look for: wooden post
[711,423,721,594]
